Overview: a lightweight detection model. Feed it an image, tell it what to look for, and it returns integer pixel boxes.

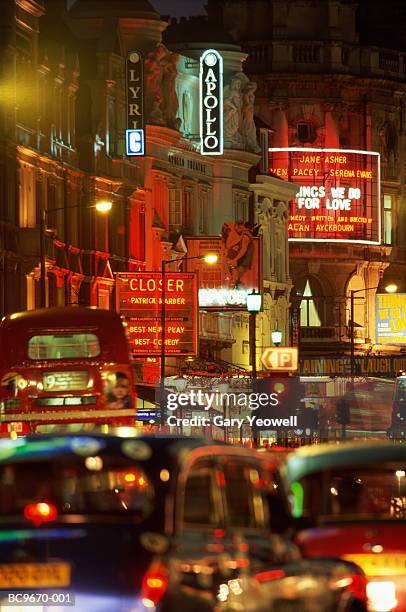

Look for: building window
[383,195,393,245]
[300,280,322,327]
[183,189,193,231]
[234,192,248,221]
[296,122,316,144]
[169,187,182,228]
[98,288,110,310]
[199,189,208,234]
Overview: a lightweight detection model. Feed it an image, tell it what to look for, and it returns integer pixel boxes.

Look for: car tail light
[332,573,368,603]
[256,569,286,583]
[24,502,58,526]
[141,566,168,608]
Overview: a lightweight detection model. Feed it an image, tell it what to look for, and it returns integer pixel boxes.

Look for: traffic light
[336,398,350,425]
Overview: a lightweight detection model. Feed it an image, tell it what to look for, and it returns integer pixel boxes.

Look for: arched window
[300,279,322,327]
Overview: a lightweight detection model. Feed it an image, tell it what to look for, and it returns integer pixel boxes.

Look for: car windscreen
[0,457,154,519]
[295,464,406,520]
[28,333,100,360]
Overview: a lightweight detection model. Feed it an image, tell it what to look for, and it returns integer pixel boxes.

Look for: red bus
[0,307,136,436]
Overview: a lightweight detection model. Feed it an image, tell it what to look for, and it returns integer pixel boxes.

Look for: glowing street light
[160,252,219,424]
[40,200,113,307]
[95,200,113,213]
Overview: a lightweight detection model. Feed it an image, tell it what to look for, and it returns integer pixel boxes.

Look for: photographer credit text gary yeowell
[163,388,298,429]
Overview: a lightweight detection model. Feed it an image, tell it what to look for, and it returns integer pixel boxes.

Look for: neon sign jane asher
[199,49,223,156]
[268,148,381,244]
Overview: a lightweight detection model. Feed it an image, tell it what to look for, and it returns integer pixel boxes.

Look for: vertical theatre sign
[268,148,381,244]
[116,272,198,357]
[125,51,145,156]
[199,49,223,156]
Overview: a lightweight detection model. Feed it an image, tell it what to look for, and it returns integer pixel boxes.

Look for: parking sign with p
[261,347,298,372]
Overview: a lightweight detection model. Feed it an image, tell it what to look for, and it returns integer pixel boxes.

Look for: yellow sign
[342,553,406,577]
[376,293,406,345]
[261,347,298,372]
[0,562,71,588]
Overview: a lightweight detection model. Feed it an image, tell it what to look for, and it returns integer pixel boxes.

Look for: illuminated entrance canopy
[199,49,223,156]
[268,148,381,244]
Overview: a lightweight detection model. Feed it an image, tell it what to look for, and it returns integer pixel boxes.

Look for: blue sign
[126,129,145,156]
[136,410,159,420]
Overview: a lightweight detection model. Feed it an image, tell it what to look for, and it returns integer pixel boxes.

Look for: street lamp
[350,283,398,379]
[39,200,113,307]
[246,290,262,379]
[160,253,218,426]
[271,329,283,347]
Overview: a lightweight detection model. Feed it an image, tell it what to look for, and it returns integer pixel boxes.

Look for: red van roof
[0,307,130,365]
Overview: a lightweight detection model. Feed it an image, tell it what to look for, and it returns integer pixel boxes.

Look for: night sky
[151,0,206,17]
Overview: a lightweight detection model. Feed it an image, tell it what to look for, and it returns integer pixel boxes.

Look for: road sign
[261,347,298,372]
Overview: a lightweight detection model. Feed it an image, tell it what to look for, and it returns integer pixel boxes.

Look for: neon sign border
[268,147,381,245]
[199,49,224,156]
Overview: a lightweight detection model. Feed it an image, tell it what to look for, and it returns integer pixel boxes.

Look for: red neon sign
[268,148,381,244]
[116,272,198,357]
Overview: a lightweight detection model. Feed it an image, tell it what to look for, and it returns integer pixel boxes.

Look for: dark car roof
[0,307,129,364]
[282,441,406,483]
[0,433,257,469]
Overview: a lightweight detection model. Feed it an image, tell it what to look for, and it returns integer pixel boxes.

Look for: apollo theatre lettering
[126,51,144,130]
[199,49,223,156]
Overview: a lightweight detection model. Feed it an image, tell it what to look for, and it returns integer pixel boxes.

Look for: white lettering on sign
[295,185,362,211]
[200,49,223,156]
[199,287,251,307]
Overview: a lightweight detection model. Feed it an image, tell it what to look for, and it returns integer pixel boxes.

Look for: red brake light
[345,574,367,601]
[24,502,58,526]
[141,568,168,606]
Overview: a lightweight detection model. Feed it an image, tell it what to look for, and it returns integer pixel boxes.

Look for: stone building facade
[209,0,406,358]
[0,0,295,383]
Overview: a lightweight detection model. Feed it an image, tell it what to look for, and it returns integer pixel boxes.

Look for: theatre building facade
[0,0,295,384]
[210,0,406,364]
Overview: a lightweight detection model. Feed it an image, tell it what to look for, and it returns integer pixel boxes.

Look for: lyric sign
[268,148,381,244]
[126,51,144,130]
[199,49,223,156]
[116,272,198,357]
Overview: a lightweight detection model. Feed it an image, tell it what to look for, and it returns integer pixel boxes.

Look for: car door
[217,455,278,611]
[169,455,226,612]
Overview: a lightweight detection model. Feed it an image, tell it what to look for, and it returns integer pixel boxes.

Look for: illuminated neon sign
[268,148,381,244]
[126,51,145,157]
[115,272,198,357]
[199,49,223,156]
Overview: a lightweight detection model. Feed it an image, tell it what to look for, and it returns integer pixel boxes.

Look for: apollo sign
[199,49,223,156]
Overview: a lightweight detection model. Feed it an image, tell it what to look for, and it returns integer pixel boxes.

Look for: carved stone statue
[144,43,179,130]
[223,75,243,146]
[181,90,192,135]
[144,44,166,125]
[161,49,180,129]
[241,80,260,152]
[223,72,259,152]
